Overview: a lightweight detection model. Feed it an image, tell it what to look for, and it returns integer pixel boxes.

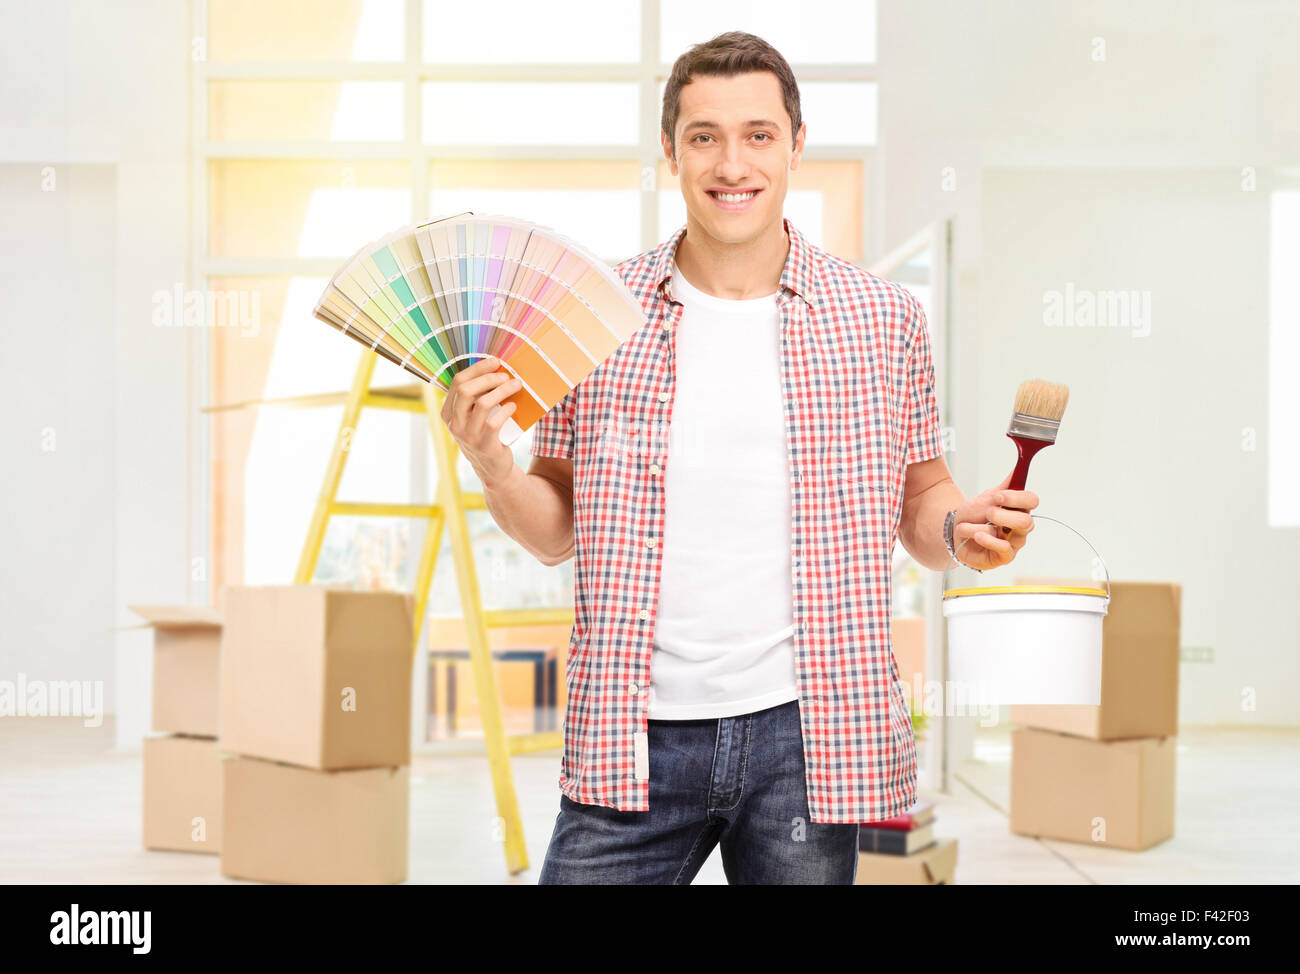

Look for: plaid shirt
[530,217,943,823]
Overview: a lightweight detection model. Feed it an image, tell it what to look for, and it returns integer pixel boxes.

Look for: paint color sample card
[313,212,646,444]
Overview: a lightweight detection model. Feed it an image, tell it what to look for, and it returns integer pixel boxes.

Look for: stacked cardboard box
[856,801,959,885]
[1008,581,1181,851]
[217,585,415,884]
[129,605,224,855]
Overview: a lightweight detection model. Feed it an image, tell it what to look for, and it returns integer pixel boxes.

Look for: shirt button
[646,538,657,549]
[658,392,669,403]
[649,463,661,475]
[629,682,639,694]
[639,609,650,621]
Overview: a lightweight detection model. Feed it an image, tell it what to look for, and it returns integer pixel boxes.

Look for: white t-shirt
[646,260,800,720]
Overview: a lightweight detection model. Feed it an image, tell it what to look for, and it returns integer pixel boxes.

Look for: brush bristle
[1013,379,1070,422]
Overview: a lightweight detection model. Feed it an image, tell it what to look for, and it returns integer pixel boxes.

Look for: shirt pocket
[830,466,895,548]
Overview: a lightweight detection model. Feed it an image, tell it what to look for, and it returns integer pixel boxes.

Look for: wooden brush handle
[1001,434,1052,535]
[1008,434,1051,491]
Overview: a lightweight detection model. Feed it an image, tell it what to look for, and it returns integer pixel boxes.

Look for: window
[195,0,883,612]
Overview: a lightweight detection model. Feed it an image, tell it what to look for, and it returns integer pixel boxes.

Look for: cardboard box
[1008,581,1181,740]
[142,734,222,854]
[220,755,409,884]
[1010,727,1175,850]
[128,605,222,737]
[856,838,957,885]
[219,585,414,770]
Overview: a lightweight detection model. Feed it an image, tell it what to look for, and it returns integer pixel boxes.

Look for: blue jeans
[537,698,860,884]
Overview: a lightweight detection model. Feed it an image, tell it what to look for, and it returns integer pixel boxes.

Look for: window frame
[189,0,884,598]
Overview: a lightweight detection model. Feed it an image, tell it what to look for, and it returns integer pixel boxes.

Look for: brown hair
[661,31,803,161]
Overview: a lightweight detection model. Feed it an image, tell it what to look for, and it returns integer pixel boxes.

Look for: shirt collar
[653,216,817,309]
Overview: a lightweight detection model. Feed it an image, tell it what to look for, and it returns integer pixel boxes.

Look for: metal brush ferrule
[1007,411,1061,442]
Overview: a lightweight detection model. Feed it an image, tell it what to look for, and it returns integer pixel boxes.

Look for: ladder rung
[482,608,575,627]
[362,392,426,413]
[331,501,441,518]
[326,498,483,516]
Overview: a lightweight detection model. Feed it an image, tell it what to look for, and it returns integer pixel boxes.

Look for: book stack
[130,605,225,856]
[1008,581,1181,851]
[217,585,415,884]
[855,801,958,884]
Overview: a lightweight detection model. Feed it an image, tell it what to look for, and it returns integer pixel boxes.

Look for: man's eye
[691,133,771,144]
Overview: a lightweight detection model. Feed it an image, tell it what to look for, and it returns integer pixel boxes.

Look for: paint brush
[999,379,1070,536]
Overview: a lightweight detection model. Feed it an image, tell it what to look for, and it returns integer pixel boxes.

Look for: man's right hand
[440,355,522,489]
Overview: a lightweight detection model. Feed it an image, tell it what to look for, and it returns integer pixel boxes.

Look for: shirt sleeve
[903,293,944,466]
[528,385,578,460]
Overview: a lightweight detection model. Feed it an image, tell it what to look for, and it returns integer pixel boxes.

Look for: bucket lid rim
[942,584,1109,599]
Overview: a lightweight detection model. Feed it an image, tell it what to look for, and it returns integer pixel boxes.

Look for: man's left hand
[950,471,1039,571]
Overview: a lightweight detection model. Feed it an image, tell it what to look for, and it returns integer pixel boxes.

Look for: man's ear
[661,130,678,175]
[790,122,807,171]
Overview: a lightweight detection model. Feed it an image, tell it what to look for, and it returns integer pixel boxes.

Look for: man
[440,31,1038,884]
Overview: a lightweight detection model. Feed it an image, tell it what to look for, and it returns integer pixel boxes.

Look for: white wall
[0,163,116,695]
[979,168,1295,725]
[0,0,192,748]
[2,1,1294,752]
[878,0,1300,728]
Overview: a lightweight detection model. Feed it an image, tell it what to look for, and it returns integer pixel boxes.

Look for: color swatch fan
[312,212,646,444]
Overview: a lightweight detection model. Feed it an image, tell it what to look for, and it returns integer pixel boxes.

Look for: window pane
[430,159,641,261]
[802,82,878,145]
[422,82,639,145]
[208,275,418,596]
[423,0,639,63]
[660,0,877,64]
[657,158,862,260]
[209,82,404,141]
[240,411,418,585]
[208,0,404,61]
[657,78,877,146]
[209,275,412,401]
[208,160,411,258]
[313,515,417,590]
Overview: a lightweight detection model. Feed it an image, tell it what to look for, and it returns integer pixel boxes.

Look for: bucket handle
[942,513,1110,601]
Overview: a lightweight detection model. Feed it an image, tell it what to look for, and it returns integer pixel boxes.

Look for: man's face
[663,70,805,244]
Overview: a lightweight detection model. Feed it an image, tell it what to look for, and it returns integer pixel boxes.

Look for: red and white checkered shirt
[530,217,943,823]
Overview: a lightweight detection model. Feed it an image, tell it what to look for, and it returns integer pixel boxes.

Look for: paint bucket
[941,514,1109,706]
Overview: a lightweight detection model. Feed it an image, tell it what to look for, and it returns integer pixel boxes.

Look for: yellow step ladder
[293,349,569,875]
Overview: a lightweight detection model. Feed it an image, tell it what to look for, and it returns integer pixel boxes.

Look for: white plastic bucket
[941,515,1109,706]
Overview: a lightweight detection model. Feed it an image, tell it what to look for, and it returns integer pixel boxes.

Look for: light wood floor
[1,718,1294,884]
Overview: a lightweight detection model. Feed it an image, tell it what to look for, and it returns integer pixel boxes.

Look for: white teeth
[713,191,756,202]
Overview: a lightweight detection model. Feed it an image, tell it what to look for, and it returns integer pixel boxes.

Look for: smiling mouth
[707,189,762,212]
